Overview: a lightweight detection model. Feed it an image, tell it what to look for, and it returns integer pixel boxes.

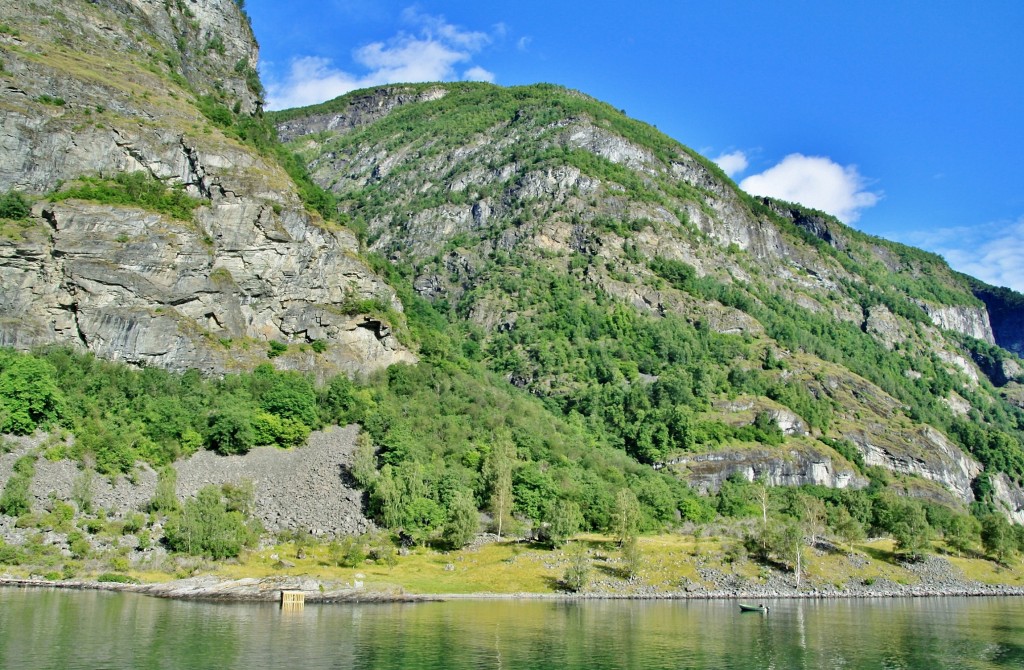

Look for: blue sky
[246,1,1024,291]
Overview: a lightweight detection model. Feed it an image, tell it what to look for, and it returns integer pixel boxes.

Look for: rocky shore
[3,557,1023,604]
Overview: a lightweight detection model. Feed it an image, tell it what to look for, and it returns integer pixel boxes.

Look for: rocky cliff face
[0,0,412,375]
[662,444,867,494]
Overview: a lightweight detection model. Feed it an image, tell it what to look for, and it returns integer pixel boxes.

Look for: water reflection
[1,590,1022,669]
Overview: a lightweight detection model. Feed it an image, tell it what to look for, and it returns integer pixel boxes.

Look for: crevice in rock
[69,303,88,347]
[356,319,391,340]
[179,139,214,200]
[112,128,159,180]
[40,207,59,234]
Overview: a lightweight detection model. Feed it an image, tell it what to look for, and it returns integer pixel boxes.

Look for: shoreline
[3,575,1023,604]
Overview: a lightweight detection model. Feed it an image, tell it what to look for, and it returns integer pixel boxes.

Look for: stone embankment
[0,575,427,603]
[3,555,1022,603]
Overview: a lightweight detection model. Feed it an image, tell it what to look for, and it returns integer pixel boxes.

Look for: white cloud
[399,7,491,50]
[265,11,496,110]
[713,150,749,178]
[464,66,495,83]
[517,36,532,51]
[901,217,1024,292]
[739,153,880,223]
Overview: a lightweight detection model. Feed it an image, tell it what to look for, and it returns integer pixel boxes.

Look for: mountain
[2,0,1024,536]
[270,82,1024,520]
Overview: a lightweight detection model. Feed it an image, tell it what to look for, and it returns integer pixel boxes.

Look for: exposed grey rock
[663,445,866,494]
[276,85,449,143]
[864,304,906,350]
[991,473,1024,525]
[935,348,981,386]
[943,392,972,417]
[850,426,982,502]
[969,349,1024,387]
[0,0,413,377]
[173,425,374,537]
[10,426,373,538]
[770,409,807,437]
[920,304,995,343]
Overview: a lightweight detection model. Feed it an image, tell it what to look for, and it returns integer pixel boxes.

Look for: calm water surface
[1,588,1022,669]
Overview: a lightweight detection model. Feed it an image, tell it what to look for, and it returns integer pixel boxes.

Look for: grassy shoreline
[5,533,1023,601]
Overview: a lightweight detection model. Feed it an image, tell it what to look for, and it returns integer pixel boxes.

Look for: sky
[246,1,1024,291]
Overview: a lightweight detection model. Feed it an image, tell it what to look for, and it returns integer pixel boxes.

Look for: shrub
[538,499,582,548]
[51,172,203,222]
[0,351,64,434]
[42,501,75,532]
[332,535,368,567]
[71,469,95,514]
[206,398,256,455]
[0,541,22,565]
[149,466,180,513]
[0,191,31,220]
[97,572,138,584]
[121,512,146,534]
[109,556,130,572]
[36,94,66,106]
[204,32,226,55]
[163,485,261,559]
[441,491,479,549]
[0,455,36,517]
[82,518,105,534]
[562,542,590,592]
[252,412,309,447]
[67,531,91,559]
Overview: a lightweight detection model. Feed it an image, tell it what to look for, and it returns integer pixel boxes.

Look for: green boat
[739,604,769,613]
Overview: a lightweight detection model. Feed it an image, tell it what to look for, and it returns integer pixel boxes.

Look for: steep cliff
[0,0,413,375]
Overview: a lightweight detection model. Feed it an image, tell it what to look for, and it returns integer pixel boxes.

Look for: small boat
[739,603,769,613]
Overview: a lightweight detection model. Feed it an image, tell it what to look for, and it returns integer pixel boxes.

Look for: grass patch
[96,572,139,584]
[948,555,1024,585]
[50,172,206,221]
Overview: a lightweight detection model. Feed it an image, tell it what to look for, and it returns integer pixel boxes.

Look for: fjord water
[1,589,1022,669]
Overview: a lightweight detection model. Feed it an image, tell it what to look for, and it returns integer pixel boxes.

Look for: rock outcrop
[0,0,412,376]
[992,473,1024,525]
[920,304,995,343]
[848,426,982,503]
[663,444,867,494]
[973,284,1024,357]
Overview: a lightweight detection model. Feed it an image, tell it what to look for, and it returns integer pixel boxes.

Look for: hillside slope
[273,83,1024,519]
